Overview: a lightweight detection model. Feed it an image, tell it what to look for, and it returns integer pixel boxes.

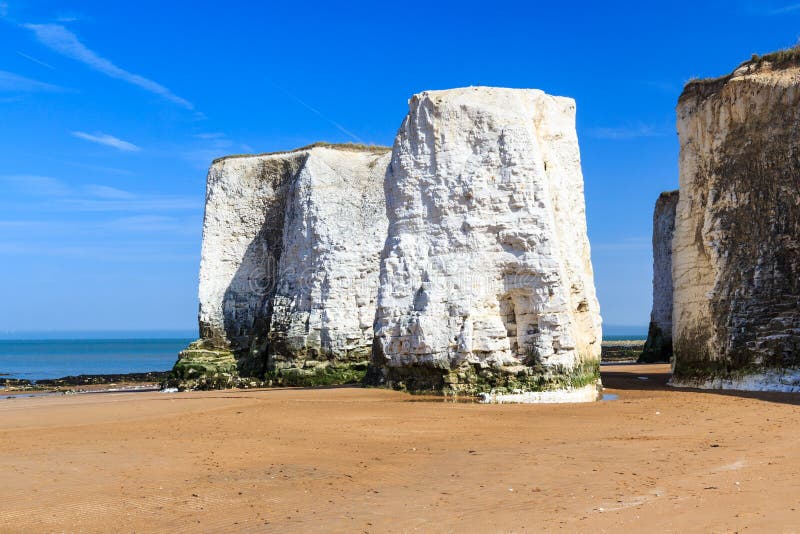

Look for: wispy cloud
[72,131,141,152]
[52,158,137,176]
[16,51,55,69]
[1,175,73,196]
[0,175,199,212]
[0,175,201,264]
[0,2,7,17]
[274,85,365,143]
[587,123,669,140]
[183,132,256,169]
[194,132,226,140]
[763,2,800,14]
[22,23,193,109]
[743,1,800,14]
[82,184,136,199]
[0,240,198,262]
[0,70,62,92]
[55,14,83,23]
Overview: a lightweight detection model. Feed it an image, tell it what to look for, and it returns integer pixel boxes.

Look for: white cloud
[82,184,137,199]
[23,24,193,109]
[72,131,141,152]
[0,70,62,92]
[0,175,198,212]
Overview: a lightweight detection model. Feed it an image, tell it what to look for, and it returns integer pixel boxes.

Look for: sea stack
[370,87,602,402]
[172,144,390,389]
[641,190,678,363]
[671,47,800,390]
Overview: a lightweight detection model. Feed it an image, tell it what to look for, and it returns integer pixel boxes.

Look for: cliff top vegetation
[680,44,800,103]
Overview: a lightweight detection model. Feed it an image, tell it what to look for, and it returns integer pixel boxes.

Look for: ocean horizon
[0,338,194,381]
[0,327,647,381]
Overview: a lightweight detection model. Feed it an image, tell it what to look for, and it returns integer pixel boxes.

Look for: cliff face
[173,144,390,388]
[266,148,390,382]
[672,56,800,390]
[641,190,678,363]
[370,87,602,402]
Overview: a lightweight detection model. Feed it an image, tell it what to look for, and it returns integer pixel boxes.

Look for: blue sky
[1,0,799,334]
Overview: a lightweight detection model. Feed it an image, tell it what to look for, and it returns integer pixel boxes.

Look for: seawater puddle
[1,391,62,400]
[601,393,619,402]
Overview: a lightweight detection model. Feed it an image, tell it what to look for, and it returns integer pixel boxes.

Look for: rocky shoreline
[600,340,646,363]
[0,371,170,394]
[1,340,645,395]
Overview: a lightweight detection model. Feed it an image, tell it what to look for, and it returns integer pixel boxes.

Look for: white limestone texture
[672,55,800,388]
[641,190,678,362]
[479,384,601,404]
[267,147,391,378]
[669,369,800,393]
[371,87,602,396]
[177,144,390,386]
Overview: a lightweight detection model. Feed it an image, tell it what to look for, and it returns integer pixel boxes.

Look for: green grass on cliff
[681,43,800,102]
[749,43,800,69]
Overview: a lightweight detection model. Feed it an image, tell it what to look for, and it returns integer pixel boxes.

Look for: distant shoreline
[0,330,198,341]
[0,338,648,394]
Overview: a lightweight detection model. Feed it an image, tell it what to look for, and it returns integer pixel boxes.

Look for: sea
[0,326,646,382]
[0,331,195,381]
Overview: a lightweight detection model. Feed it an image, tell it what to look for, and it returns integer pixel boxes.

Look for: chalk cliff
[672,48,800,390]
[641,190,678,363]
[369,87,602,402]
[173,143,390,389]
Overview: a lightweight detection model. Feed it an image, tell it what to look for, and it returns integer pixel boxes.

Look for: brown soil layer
[1,364,798,532]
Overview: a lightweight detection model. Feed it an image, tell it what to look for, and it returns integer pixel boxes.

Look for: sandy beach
[1,364,798,532]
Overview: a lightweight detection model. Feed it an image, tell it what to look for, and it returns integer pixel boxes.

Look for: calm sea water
[0,338,193,381]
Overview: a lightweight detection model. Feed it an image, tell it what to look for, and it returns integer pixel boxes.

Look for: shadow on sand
[602,363,800,406]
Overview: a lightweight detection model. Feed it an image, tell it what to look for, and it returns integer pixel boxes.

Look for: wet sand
[1,364,799,532]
